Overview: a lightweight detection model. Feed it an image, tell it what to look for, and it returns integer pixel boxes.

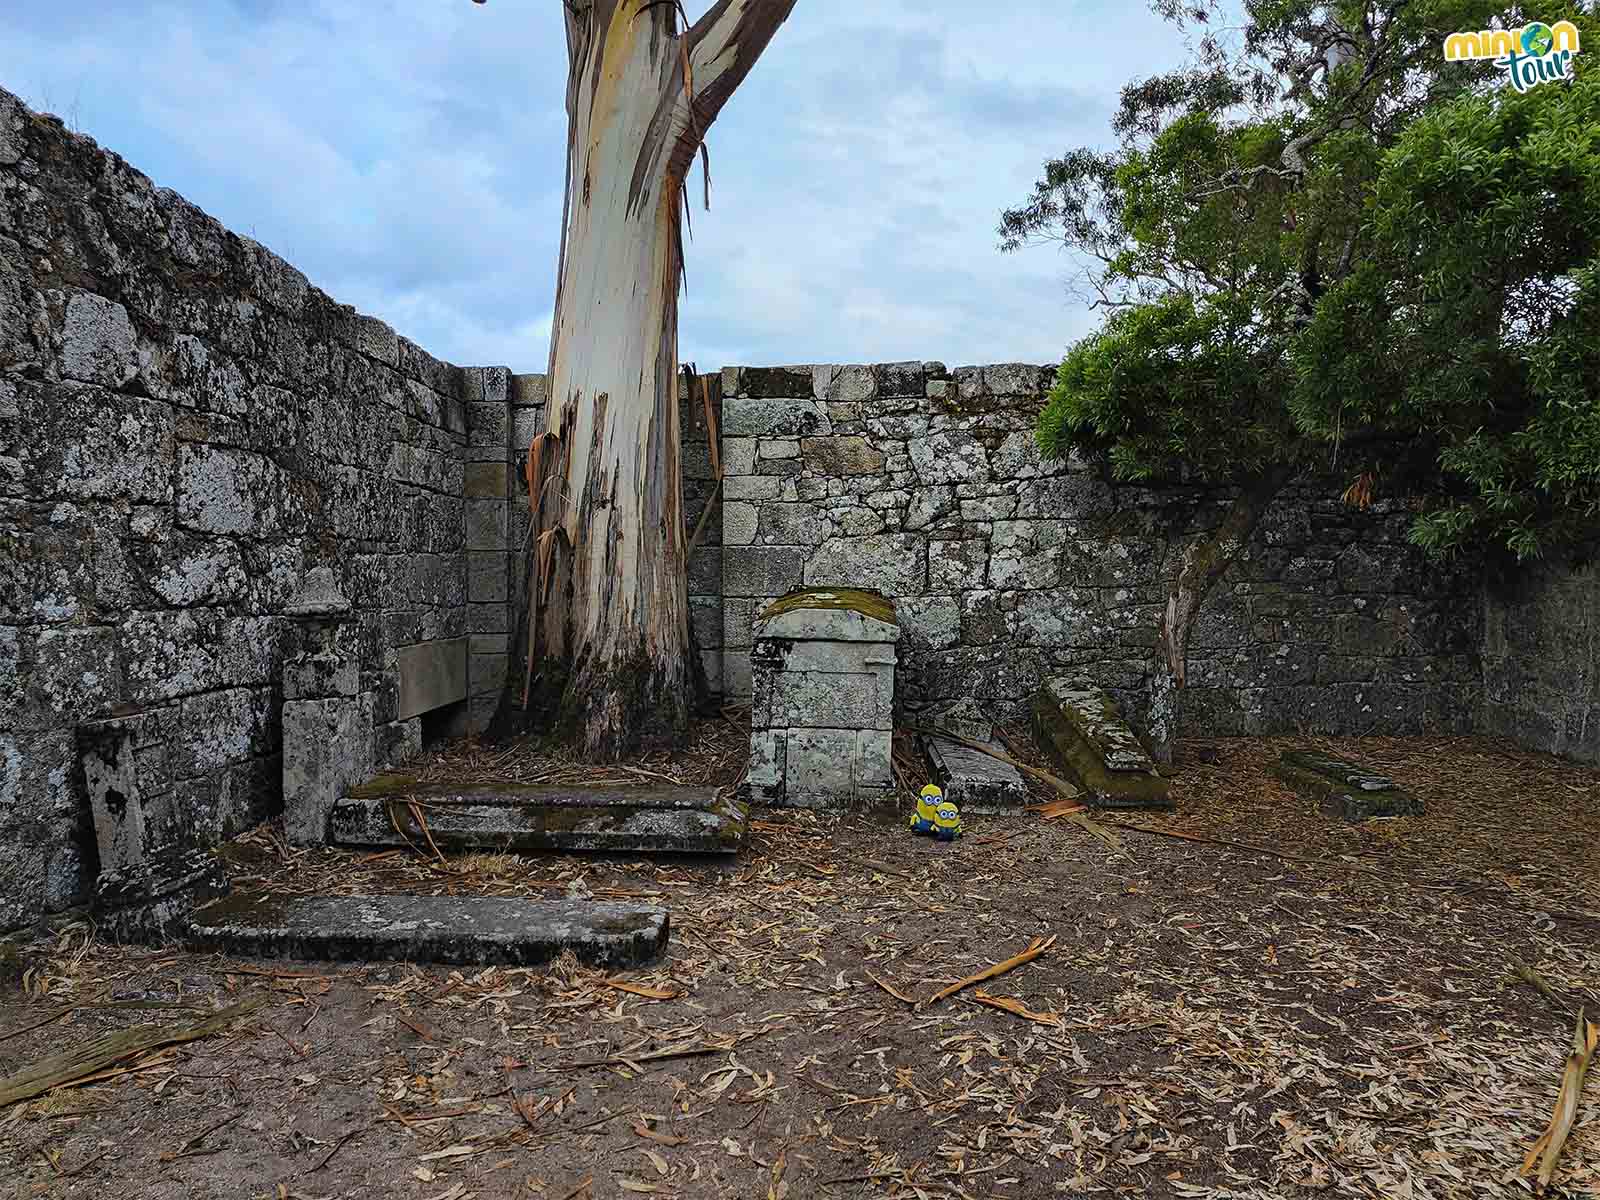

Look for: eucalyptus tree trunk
[507,0,797,760]
[1147,466,1294,764]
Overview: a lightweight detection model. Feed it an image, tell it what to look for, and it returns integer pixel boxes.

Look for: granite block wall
[0,86,488,927]
[708,362,1485,738]
[3,79,1593,933]
[1480,549,1600,764]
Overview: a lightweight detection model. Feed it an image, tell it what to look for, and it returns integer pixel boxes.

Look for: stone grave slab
[330,777,748,855]
[94,846,232,945]
[189,892,668,968]
[918,698,1029,812]
[1271,750,1423,821]
[1032,677,1172,810]
[397,638,468,721]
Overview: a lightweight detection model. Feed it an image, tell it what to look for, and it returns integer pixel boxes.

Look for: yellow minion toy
[910,784,943,835]
[932,800,963,842]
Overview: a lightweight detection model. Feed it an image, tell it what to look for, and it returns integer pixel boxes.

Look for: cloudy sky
[3,1,1196,373]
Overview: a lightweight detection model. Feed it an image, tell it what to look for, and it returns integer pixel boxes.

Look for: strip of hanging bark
[1521,1008,1598,1191]
[904,726,1124,857]
[686,373,722,558]
[917,935,1058,1011]
[0,996,267,1106]
[520,432,552,710]
[522,528,561,709]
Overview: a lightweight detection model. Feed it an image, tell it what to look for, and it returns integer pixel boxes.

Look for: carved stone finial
[285,566,351,618]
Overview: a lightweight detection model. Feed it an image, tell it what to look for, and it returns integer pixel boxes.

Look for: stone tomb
[1272,749,1423,821]
[331,778,748,855]
[189,892,668,969]
[1033,677,1173,809]
[77,709,231,941]
[742,589,899,807]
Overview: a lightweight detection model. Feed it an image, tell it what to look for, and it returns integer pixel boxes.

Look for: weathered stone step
[1032,677,1173,810]
[1271,750,1423,821]
[330,776,748,855]
[188,891,669,968]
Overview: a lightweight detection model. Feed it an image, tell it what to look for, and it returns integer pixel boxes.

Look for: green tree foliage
[1007,0,1597,561]
[1295,64,1600,558]
[1003,0,1597,753]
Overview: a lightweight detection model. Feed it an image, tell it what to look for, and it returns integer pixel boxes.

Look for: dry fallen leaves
[604,979,679,1001]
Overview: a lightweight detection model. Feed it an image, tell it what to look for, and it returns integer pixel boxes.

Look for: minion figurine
[909,784,943,835]
[931,800,963,842]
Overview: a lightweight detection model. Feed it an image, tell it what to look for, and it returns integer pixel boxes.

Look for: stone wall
[0,87,498,927]
[1480,549,1600,764]
[5,80,1593,933]
[706,362,1485,736]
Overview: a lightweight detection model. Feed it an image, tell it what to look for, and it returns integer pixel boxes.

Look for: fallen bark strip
[967,988,1061,1027]
[2,999,211,1042]
[904,726,1124,858]
[863,968,916,1006]
[1509,957,1565,1005]
[604,979,679,1001]
[918,935,1058,1011]
[0,995,268,1106]
[561,1028,772,1070]
[1522,1008,1598,1191]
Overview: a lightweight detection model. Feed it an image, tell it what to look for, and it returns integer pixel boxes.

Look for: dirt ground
[2,727,1598,1200]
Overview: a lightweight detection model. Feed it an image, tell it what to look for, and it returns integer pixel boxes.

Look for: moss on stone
[1032,693,1173,810]
[759,588,896,625]
[1270,752,1423,821]
[345,772,420,800]
[190,889,296,928]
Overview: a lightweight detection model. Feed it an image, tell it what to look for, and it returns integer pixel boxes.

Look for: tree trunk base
[487,642,690,763]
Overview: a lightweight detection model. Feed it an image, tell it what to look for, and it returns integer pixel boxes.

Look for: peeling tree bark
[499,0,798,761]
[1147,465,1294,764]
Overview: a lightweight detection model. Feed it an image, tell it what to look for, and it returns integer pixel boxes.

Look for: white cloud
[1,0,1193,371]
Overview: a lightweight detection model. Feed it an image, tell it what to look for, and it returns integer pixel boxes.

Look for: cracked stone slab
[188,891,668,968]
[330,778,748,855]
[918,699,1029,813]
[1271,749,1423,821]
[923,740,1030,813]
[1033,677,1172,810]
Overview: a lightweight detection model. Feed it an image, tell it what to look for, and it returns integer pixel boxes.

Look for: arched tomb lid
[755,588,899,643]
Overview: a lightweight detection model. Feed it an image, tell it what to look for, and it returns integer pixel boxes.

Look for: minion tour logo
[1444,20,1581,92]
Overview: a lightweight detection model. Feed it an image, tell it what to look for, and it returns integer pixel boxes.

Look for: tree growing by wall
[1002,0,1599,759]
[474,0,797,759]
